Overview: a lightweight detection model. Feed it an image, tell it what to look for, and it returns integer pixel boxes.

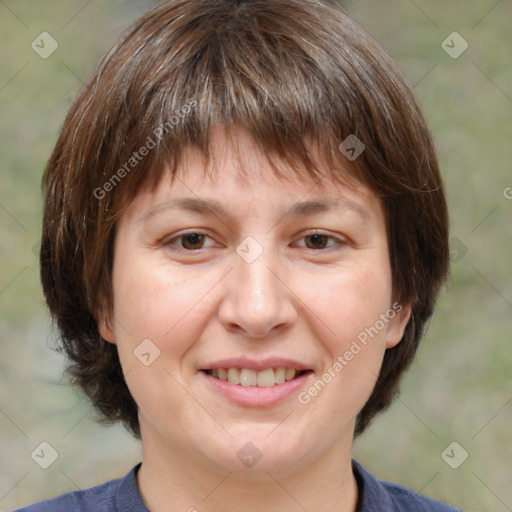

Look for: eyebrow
[140,196,371,225]
[286,198,370,221]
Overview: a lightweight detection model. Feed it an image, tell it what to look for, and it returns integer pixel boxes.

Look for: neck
[136,424,359,512]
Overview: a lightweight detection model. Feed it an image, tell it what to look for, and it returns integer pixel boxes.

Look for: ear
[385,301,412,349]
[96,306,117,345]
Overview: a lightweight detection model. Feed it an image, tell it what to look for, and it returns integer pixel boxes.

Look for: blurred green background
[0,1,510,510]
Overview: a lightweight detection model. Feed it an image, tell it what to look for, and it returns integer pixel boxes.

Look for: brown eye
[180,233,206,250]
[304,234,330,249]
[163,230,218,253]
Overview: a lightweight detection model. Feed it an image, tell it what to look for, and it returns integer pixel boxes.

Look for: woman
[18,0,462,510]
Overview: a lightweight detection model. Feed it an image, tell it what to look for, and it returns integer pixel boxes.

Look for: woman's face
[99,126,409,477]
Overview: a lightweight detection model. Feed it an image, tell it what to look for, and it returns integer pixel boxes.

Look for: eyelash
[163,230,346,252]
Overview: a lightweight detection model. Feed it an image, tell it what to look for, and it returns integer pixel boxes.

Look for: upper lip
[200,357,312,372]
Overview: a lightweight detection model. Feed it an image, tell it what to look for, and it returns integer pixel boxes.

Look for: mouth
[201,367,312,388]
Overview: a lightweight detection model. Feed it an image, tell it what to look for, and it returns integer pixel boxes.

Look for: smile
[203,367,309,387]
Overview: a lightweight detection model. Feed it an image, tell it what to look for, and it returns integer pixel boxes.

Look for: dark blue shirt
[14,460,464,511]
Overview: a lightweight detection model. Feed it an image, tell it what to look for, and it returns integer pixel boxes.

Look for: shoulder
[353,459,465,512]
[12,463,147,512]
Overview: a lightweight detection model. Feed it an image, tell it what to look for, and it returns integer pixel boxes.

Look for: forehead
[120,125,384,227]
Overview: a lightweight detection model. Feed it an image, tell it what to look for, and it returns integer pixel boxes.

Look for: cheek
[111,258,220,359]
[293,265,394,414]
[300,266,393,347]
[109,260,221,422]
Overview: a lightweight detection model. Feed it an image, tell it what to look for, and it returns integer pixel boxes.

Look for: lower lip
[200,371,313,408]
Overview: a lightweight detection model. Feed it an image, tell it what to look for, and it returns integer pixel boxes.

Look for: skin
[99,125,411,512]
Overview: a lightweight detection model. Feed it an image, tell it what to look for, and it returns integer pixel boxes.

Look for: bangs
[88,0,385,214]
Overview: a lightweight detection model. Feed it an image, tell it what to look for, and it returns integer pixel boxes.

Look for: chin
[203,428,313,478]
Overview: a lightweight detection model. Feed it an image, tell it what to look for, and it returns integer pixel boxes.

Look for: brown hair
[40,0,449,439]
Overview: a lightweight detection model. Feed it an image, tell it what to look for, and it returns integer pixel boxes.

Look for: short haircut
[40,0,449,439]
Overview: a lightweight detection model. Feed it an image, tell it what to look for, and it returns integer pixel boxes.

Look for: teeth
[210,367,302,387]
[240,369,257,386]
[227,368,240,384]
[274,367,286,384]
[257,368,275,387]
[285,368,296,381]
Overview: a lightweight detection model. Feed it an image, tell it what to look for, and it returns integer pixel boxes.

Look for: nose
[217,244,298,339]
